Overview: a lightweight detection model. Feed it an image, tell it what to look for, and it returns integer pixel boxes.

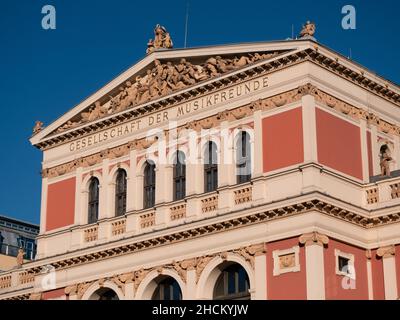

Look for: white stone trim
[196,253,255,300]
[272,246,300,276]
[135,268,186,300]
[81,280,125,300]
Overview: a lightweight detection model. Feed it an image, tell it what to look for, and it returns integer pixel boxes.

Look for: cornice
[8,198,400,280]
[34,46,400,151]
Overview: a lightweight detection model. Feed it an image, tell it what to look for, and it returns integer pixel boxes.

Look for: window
[213,264,250,300]
[236,131,251,184]
[17,237,36,260]
[88,177,100,224]
[334,249,355,277]
[152,277,182,300]
[173,151,186,201]
[204,141,218,193]
[144,161,156,209]
[92,288,119,300]
[338,256,349,272]
[115,169,127,216]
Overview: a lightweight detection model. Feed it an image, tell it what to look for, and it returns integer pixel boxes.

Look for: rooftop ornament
[146,24,173,54]
[299,21,316,40]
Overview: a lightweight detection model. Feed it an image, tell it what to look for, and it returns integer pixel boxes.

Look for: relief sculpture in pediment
[54,51,281,134]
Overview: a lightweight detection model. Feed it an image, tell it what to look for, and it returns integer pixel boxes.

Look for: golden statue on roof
[299,21,316,38]
[146,24,174,54]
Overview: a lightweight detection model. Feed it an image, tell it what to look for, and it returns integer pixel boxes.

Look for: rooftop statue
[380,144,393,177]
[299,21,316,39]
[33,120,43,135]
[146,24,174,54]
[16,248,25,267]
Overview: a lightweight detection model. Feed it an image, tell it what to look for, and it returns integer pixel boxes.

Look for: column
[127,148,137,212]
[253,245,268,300]
[366,250,374,300]
[370,125,380,175]
[99,158,109,219]
[299,232,329,300]
[185,269,197,300]
[124,282,135,300]
[39,175,48,234]
[218,122,234,211]
[301,94,318,163]
[218,121,231,188]
[252,110,267,204]
[377,245,398,300]
[360,119,370,182]
[74,167,83,225]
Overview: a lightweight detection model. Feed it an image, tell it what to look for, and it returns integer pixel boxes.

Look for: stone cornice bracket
[366,249,372,260]
[297,83,318,97]
[299,232,329,247]
[376,245,396,258]
[64,284,78,296]
[29,292,42,300]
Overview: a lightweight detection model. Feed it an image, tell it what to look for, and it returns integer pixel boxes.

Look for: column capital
[299,232,329,247]
[377,245,396,258]
[246,243,267,256]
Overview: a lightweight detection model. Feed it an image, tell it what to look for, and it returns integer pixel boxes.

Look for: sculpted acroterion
[299,21,316,38]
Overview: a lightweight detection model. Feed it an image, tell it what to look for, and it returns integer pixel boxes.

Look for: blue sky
[0,0,399,224]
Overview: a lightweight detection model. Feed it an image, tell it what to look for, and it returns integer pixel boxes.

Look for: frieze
[52,52,280,135]
[62,243,265,299]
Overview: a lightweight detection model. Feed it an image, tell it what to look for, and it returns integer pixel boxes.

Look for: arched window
[152,277,182,300]
[173,151,186,201]
[204,141,218,193]
[144,161,156,209]
[88,177,100,224]
[214,264,250,300]
[236,131,251,184]
[115,169,127,216]
[90,288,119,300]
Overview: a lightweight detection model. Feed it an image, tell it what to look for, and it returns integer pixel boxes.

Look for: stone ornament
[54,52,280,134]
[379,144,393,177]
[376,245,395,258]
[146,24,173,54]
[299,232,329,246]
[16,248,25,267]
[299,21,316,38]
[279,253,296,269]
[33,121,44,135]
[28,293,42,300]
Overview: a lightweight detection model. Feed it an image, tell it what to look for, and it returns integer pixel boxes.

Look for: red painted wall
[316,109,363,180]
[42,288,66,300]
[371,249,385,300]
[324,239,368,299]
[46,177,76,232]
[367,131,373,177]
[262,108,304,172]
[266,237,307,300]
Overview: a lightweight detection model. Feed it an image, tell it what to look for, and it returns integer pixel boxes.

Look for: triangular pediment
[31,40,315,146]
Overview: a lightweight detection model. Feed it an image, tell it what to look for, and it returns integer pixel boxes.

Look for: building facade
[1,24,400,300]
[0,216,38,272]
